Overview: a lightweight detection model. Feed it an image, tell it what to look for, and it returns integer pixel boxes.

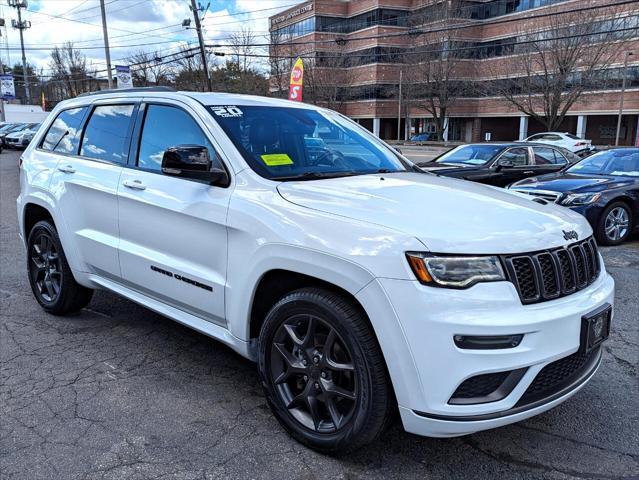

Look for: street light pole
[615,51,633,146]
[99,0,113,89]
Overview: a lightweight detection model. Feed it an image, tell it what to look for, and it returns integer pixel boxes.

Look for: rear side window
[534,147,565,165]
[80,104,135,164]
[41,107,87,154]
[137,104,220,172]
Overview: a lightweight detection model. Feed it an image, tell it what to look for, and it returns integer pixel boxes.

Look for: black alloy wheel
[258,288,394,453]
[27,220,93,314]
[270,313,358,433]
[29,231,62,303]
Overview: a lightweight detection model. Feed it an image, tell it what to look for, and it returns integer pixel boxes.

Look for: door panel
[117,102,230,325]
[117,171,229,324]
[51,158,123,276]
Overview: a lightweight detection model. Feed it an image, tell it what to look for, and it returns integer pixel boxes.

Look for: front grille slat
[504,237,599,305]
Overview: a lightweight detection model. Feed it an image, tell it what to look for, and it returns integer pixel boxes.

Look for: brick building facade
[269,0,639,145]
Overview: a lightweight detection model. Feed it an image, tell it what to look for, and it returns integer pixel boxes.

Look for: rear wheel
[258,288,393,454]
[27,220,93,314]
[596,202,632,245]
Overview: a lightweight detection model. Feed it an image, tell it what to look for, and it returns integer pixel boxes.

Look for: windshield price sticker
[212,106,243,118]
[261,154,294,166]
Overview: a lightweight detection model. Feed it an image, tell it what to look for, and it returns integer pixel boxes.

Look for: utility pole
[189,0,212,91]
[397,69,403,141]
[9,0,30,103]
[99,0,113,88]
[615,51,634,146]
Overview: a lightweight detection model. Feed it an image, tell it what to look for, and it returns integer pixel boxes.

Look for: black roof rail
[77,86,176,97]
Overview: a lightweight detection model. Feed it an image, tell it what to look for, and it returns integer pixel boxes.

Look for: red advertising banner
[288,58,304,102]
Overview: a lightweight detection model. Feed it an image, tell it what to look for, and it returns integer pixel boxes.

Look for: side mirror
[161,145,229,187]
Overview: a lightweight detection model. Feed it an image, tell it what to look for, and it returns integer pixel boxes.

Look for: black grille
[504,237,600,305]
[516,347,600,407]
[452,371,511,399]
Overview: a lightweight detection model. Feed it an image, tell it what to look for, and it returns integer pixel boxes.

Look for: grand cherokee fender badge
[150,265,213,292]
[563,230,578,241]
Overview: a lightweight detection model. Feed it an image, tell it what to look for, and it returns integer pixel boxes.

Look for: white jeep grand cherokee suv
[17,89,614,453]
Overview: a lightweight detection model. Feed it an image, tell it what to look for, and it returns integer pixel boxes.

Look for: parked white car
[5,123,41,149]
[524,132,595,156]
[17,89,614,452]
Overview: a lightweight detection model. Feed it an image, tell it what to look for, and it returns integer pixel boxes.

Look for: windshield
[209,106,409,180]
[435,144,504,165]
[567,149,639,177]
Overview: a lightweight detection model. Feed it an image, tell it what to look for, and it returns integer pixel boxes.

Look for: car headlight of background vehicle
[560,193,601,206]
[406,253,506,288]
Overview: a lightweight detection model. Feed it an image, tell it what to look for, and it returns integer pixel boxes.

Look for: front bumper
[362,265,614,437]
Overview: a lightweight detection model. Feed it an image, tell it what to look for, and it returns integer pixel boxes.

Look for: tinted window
[138,105,220,172]
[565,133,580,140]
[81,104,135,163]
[41,107,87,154]
[542,134,562,141]
[533,147,561,165]
[499,147,529,166]
[567,149,639,176]
[435,144,503,165]
[210,106,408,180]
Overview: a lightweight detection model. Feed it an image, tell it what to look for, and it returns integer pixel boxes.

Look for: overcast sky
[0,0,297,77]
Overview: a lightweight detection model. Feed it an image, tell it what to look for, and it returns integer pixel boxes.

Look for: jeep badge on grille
[563,230,578,241]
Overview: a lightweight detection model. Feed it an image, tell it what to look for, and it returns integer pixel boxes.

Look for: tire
[258,287,394,454]
[596,201,633,246]
[26,220,93,315]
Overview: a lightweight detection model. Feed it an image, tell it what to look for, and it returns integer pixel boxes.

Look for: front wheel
[258,288,393,453]
[27,220,93,314]
[596,202,633,245]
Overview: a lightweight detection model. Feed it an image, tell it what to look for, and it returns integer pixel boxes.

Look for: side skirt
[88,273,256,361]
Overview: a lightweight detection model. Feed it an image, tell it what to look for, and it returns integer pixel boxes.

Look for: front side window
[209,106,409,180]
[81,104,135,163]
[435,144,504,166]
[137,105,220,172]
[499,147,529,166]
[41,107,87,154]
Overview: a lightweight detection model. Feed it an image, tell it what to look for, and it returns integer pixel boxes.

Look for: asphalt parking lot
[1,149,638,479]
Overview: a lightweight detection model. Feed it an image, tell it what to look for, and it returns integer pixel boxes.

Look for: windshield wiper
[272,171,361,181]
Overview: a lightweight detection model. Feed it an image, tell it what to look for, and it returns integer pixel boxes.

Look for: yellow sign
[261,153,294,166]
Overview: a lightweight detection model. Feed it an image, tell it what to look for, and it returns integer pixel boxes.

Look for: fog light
[454,334,523,350]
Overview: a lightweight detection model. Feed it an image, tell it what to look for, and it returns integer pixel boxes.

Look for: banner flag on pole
[288,58,304,102]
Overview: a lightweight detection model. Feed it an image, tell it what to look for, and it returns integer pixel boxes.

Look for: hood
[512,172,635,193]
[277,172,592,254]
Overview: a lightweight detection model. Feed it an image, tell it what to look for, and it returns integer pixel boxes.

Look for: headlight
[406,253,506,288]
[560,193,601,206]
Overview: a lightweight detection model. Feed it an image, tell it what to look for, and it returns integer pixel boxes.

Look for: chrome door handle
[122,179,146,190]
[57,164,75,174]
[524,171,534,175]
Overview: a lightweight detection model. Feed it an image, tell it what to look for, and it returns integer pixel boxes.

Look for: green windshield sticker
[261,153,294,166]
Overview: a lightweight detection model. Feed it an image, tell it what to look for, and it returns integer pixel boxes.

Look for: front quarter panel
[224,171,424,343]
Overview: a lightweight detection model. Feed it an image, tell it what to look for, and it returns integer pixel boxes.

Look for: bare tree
[488,4,631,131]
[48,42,97,100]
[404,0,471,141]
[229,26,257,73]
[268,28,294,97]
[173,45,215,91]
[304,45,351,110]
[131,50,171,87]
